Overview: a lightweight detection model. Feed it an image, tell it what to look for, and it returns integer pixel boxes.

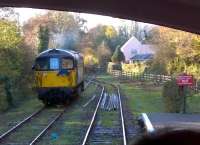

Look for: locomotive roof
[37,49,79,58]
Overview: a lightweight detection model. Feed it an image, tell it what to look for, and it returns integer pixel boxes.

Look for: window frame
[35,57,60,71]
[49,57,60,70]
[61,57,75,70]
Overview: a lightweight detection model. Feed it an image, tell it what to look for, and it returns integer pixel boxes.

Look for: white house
[120,36,155,62]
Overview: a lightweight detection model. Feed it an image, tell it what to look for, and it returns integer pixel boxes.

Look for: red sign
[176,74,194,86]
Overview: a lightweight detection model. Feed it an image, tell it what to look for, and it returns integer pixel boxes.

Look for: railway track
[85,77,96,90]
[95,79,154,140]
[117,85,127,145]
[0,107,45,141]
[81,80,128,145]
[0,77,148,144]
[35,81,104,145]
[0,107,65,145]
[0,77,99,145]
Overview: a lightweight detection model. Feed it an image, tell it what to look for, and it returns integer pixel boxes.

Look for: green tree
[0,20,22,76]
[0,19,22,109]
[23,14,50,50]
[162,79,182,113]
[96,42,111,68]
[38,26,49,52]
[115,26,131,47]
[111,46,124,63]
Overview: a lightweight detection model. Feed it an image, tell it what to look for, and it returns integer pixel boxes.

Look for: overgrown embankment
[0,19,35,111]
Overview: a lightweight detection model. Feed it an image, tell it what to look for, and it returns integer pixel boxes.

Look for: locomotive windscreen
[50,58,59,70]
[35,57,74,71]
[35,57,59,71]
[62,58,74,69]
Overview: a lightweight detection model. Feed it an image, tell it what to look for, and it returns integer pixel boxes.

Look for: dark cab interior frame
[0,0,200,34]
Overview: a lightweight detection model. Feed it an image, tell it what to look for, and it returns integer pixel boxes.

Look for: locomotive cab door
[75,55,84,91]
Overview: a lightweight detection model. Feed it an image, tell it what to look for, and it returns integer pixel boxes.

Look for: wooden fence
[108,69,200,92]
[109,70,172,83]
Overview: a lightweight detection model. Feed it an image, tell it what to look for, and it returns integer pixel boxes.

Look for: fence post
[136,73,138,80]
[143,73,145,81]
[142,73,144,81]
[160,74,162,84]
[131,72,133,80]
[128,72,130,79]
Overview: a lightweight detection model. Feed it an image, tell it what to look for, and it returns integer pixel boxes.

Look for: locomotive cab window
[35,57,59,70]
[35,57,49,70]
[62,58,74,69]
[50,58,59,70]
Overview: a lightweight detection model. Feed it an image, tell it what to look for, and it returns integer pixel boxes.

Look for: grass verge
[97,73,200,114]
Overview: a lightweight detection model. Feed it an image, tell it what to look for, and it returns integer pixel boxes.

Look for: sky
[14,8,151,30]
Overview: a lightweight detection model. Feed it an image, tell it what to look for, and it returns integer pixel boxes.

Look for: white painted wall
[120,36,155,61]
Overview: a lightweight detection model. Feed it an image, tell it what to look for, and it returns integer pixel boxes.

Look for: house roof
[131,54,153,61]
[0,0,199,34]
[120,37,141,53]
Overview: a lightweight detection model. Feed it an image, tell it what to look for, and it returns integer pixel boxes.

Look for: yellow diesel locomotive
[32,49,84,105]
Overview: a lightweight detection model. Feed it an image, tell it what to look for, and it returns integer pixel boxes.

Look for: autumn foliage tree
[111,46,125,63]
[0,19,22,108]
[23,11,85,52]
[0,8,36,111]
[147,26,200,79]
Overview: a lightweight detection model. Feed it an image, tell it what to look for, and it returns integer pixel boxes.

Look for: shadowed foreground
[133,129,200,145]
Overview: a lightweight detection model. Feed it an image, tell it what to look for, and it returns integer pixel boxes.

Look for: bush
[0,19,36,111]
[0,83,9,111]
[162,79,183,113]
[122,62,146,74]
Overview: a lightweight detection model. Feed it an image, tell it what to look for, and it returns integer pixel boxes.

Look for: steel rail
[83,94,97,108]
[84,80,93,90]
[83,84,99,108]
[29,109,66,145]
[0,107,44,141]
[81,86,105,145]
[141,113,155,133]
[116,85,127,145]
[84,76,97,89]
